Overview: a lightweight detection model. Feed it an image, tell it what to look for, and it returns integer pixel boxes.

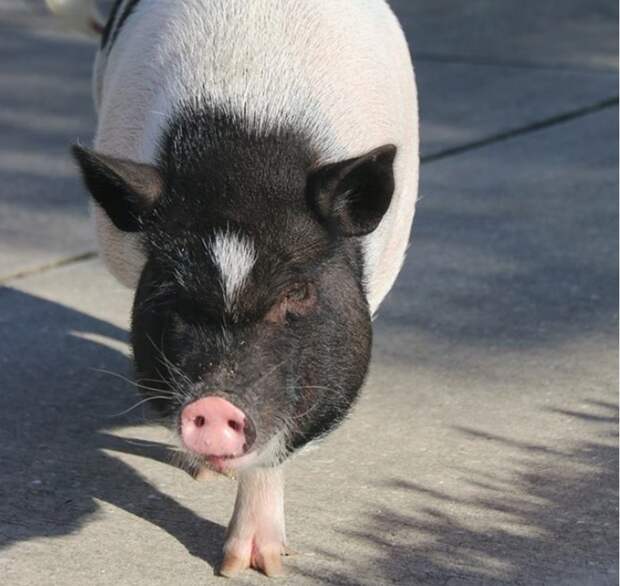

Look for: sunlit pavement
[0,2,617,584]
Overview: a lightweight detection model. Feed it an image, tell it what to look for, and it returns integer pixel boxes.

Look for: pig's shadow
[0,287,227,570]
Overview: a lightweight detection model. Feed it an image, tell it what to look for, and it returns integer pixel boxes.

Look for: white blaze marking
[210,230,256,310]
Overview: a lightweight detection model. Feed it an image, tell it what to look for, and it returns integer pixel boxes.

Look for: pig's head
[73,111,396,472]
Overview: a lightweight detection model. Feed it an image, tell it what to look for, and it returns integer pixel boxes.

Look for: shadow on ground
[0,288,226,572]
[0,21,96,270]
[1,288,617,584]
[378,106,618,361]
[299,401,619,585]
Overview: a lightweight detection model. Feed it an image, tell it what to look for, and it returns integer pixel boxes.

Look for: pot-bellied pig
[47,0,418,577]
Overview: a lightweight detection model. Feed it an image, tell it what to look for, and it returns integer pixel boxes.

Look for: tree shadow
[0,287,226,571]
[390,0,619,72]
[0,16,98,270]
[0,3,617,584]
[375,104,618,362]
[296,401,618,585]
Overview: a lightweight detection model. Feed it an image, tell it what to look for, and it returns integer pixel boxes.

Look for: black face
[73,105,396,466]
[131,234,372,458]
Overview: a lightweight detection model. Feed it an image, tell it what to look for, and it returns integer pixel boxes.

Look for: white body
[92,0,419,314]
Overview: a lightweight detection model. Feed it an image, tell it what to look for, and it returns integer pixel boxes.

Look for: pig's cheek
[220,467,287,577]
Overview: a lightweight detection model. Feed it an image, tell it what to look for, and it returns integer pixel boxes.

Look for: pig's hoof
[219,538,286,578]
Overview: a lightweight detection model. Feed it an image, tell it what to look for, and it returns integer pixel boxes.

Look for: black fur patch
[127,103,376,459]
[100,0,123,48]
[101,0,142,51]
[144,105,333,315]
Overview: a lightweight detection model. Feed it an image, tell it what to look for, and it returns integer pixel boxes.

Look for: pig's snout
[180,397,255,457]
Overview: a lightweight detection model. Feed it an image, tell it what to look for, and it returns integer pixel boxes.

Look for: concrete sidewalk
[0,1,617,584]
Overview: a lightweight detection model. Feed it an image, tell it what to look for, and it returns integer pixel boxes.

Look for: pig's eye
[265,283,317,323]
[283,283,317,316]
[286,284,311,303]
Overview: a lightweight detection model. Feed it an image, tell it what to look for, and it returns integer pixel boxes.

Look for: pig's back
[94,0,418,313]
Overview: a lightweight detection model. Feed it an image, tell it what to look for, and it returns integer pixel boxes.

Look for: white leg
[220,466,286,577]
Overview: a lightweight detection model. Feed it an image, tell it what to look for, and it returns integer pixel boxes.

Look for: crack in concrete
[0,251,98,285]
[414,52,619,75]
[421,96,619,163]
[2,96,617,284]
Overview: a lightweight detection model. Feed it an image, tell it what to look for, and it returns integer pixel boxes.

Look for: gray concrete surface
[0,1,618,585]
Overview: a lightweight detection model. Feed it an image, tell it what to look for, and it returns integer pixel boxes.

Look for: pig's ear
[308,144,396,237]
[72,145,162,232]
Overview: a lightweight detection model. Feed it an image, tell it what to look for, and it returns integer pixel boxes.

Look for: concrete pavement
[0,1,617,584]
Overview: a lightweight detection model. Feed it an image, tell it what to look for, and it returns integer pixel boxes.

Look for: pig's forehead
[147,101,331,292]
[142,223,329,319]
[147,217,329,296]
[151,208,323,260]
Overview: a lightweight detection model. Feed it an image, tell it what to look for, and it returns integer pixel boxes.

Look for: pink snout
[180,397,254,457]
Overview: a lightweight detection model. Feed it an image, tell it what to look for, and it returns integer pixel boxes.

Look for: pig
[47,0,418,577]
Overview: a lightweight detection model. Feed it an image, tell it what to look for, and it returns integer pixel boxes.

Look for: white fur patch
[209,230,256,310]
[93,0,419,314]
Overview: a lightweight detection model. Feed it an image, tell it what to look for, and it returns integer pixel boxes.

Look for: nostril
[228,419,243,433]
[180,397,254,457]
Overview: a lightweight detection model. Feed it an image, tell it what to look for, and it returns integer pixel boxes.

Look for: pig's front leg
[220,466,287,577]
